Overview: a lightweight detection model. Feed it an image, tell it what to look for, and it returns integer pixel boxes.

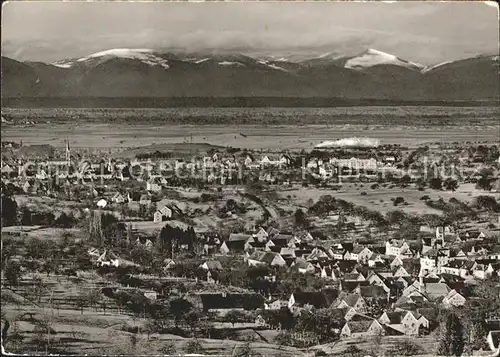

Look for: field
[2,106,500,151]
[278,183,500,216]
[2,277,304,356]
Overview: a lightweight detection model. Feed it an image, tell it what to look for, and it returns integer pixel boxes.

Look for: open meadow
[278,183,500,216]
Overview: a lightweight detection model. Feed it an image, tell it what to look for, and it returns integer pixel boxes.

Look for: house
[22,181,31,193]
[163,258,176,271]
[411,311,431,331]
[243,155,254,167]
[266,299,289,311]
[200,260,223,272]
[199,260,223,282]
[96,199,107,208]
[220,234,253,254]
[159,206,173,219]
[111,192,126,204]
[441,289,466,308]
[359,286,389,304]
[1,163,14,176]
[306,247,330,262]
[351,246,373,263]
[267,227,280,239]
[463,230,486,241]
[288,290,337,310]
[260,155,287,167]
[247,251,287,267]
[279,247,297,259]
[253,227,268,242]
[420,248,450,273]
[487,330,500,352]
[395,292,429,307]
[340,319,384,338]
[404,279,452,302]
[146,180,162,192]
[367,273,391,293]
[390,256,404,269]
[393,265,411,278]
[332,307,358,321]
[255,314,268,327]
[385,239,410,256]
[368,254,386,268]
[153,210,164,223]
[143,290,157,301]
[440,260,475,278]
[292,258,316,274]
[378,310,420,336]
[343,272,366,282]
[320,266,339,281]
[473,263,495,280]
[96,250,120,267]
[271,234,294,248]
[333,292,368,313]
[228,233,252,243]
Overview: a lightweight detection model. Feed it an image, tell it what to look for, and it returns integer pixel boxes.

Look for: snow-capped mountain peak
[82,48,154,59]
[53,48,170,69]
[344,48,424,71]
[421,61,453,74]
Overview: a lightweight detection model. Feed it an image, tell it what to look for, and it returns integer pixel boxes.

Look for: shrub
[360,192,367,196]
[185,338,203,354]
[393,196,405,206]
[387,340,421,356]
[429,177,443,190]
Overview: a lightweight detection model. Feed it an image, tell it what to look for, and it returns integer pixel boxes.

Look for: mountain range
[2,48,499,102]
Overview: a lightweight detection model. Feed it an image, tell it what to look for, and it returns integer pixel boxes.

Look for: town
[2,135,500,356]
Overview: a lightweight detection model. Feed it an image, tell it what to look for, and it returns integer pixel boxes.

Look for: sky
[2,1,499,65]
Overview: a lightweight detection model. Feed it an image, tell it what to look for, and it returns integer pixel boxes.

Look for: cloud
[2,1,498,64]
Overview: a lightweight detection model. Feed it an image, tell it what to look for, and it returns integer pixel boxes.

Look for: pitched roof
[352,245,369,254]
[341,242,354,251]
[293,258,314,270]
[383,311,405,324]
[341,280,370,292]
[337,292,363,308]
[423,283,451,300]
[344,273,363,281]
[347,320,375,333]
[388,239,407,248]
[200,293,264,310]
[359,285,388,299]
[202,260,223,271]
[266,227,280,237]
[223,240,247,252]
[336,260,358,273]
[250,251,281,265]
[489,330,500,349]
[228,233,252,242]
[280,247,296,256]
[384,324,406,336]
[292,290,338,308]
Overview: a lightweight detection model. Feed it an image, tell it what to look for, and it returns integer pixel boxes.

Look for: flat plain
[2,106,499,150]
